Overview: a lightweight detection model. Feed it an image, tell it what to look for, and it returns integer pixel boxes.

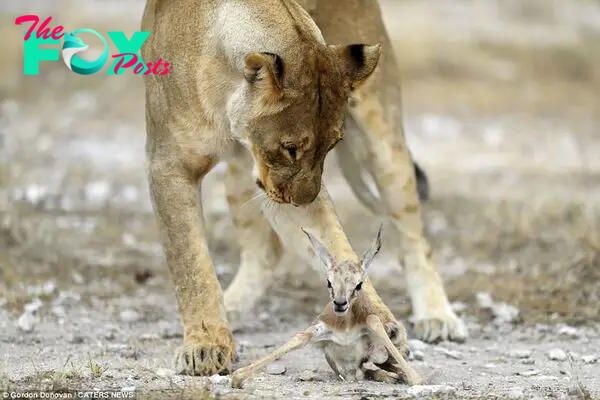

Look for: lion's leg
[347,91,468,343]
[261,187,398,324]
[148,153,236,375]
[223,144,282,318]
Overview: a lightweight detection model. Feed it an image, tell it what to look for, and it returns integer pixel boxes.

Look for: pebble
[517,369,539,377]
[581,355,597,364]
[298,370,323,382]
[409,339,428,351]
[266,363,286,375]
[121,386,136,392]
[210,374,229,384]
[259,312,270,321]
[139,333,159,341]
[160,327,183,339]
[106,343,129,352]
[521,359,535,365]
[67,334,85,344]
[52,306,67,318]
[25,298,44,313]
[557,325,580,338]
[412,350,425,361]
[506,388,525,399]
[17,311,36,332]
[491,302,519,324]
[156,368,175,378]
[104,330,117,341]
[119,309,141,323]
[407,385,456,398]
[547,348,567,361]
[42,281,56,295]
[509,349,532,359]
[475,292,494,309]
[451,301,468,313]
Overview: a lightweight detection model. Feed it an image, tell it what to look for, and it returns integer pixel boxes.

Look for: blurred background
[1,0,600,339]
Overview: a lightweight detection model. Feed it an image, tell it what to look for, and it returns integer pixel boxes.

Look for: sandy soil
[1,1,600,399]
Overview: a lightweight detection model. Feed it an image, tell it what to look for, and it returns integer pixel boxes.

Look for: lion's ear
[331,43,381,90]
[243,52,284,95]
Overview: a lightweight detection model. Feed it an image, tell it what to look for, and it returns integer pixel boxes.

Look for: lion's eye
[286,146,297,160]
[327,280,332,289]
[355,282,363,291]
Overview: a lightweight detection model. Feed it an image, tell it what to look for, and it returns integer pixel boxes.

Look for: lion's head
[227,43,381,206]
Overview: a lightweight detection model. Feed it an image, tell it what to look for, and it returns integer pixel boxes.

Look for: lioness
[141,0,467,376]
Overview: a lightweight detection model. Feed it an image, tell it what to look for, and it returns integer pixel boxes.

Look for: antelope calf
[231,225,422,388]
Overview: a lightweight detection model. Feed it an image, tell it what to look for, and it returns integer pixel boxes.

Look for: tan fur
[142,0,467,377]
[230,228,422,387]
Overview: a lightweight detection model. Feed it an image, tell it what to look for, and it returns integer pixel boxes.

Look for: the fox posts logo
[16,15,171,76]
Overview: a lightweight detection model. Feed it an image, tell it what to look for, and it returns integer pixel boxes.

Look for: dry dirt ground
[1,1,600,399]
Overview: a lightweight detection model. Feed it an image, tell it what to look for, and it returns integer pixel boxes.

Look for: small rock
[106,343,129,352]
[475,292,494,309]
[17,311,36,332]
[52,306,66,318]
[121,386,136,392]
[451,301,468,313]
[139,333,159,341]
[67,334,84,344]
[407,385,456,398]
[509,349,532,359]
[210,374,229,384]
[25,298,44,313]
[521,359,535,365]
[0,297,7,307]
[266,363,286,375]
[156,368,175,378]
[298,370,323,382]
[557,325,580,338]
[42,281,56,295]
[160,327,183,339]
[547,348,567,361]
[259,312,269,321]
[119,309,141,323]
[517,369,539,377]
[436,347,462,360]
[104,330,117,341]
[581,355,597,364]
[506,388,525,399]
[491,302,519,323]
[412,350,425,361]
[409,339,428,351]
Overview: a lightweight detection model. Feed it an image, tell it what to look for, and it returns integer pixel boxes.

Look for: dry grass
[434,195,600,325]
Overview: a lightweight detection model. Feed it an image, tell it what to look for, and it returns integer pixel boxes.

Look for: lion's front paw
[174,323,236,376]
[412,310,467,344]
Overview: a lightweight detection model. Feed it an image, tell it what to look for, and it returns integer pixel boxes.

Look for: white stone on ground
[119,309,141,323]
[17,311,36,332]
[266,363,286,375]
[509,349,533,359]
[546,348,567,361]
